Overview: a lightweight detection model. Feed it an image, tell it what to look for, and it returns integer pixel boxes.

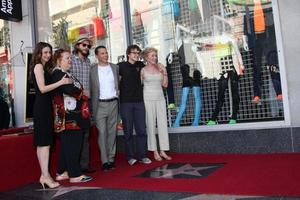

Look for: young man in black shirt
[118,45,151,165]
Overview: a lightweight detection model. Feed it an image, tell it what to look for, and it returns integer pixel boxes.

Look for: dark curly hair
[29,42,53,80]
[126,44,141,60]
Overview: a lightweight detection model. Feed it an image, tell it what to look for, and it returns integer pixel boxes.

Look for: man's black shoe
[82,168,96,173]
[102,163,111,171]
[108,162,116,170]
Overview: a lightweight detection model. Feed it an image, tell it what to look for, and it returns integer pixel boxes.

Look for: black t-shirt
[118,61,145,103]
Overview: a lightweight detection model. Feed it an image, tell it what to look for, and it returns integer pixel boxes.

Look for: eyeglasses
[81,43,92,49]
[130,51,140,55]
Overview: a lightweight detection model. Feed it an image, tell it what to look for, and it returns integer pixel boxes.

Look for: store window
[128,0,283,127]
[0,20,13,129]
[36,0,126,63]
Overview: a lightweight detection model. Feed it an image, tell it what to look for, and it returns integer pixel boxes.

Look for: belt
[98,97,118,102]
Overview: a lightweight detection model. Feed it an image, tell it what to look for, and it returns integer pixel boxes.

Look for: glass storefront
[37,0,126,63]
[37,0,283,128]
[0,20,13,129]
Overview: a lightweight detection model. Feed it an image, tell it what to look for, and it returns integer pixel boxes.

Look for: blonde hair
[142,47,157,60]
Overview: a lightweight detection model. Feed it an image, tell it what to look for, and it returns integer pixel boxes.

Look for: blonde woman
[141,47,172,161]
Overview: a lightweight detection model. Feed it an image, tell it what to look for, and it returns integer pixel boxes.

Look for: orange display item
[92,16,106,39]
[253,0,265,33]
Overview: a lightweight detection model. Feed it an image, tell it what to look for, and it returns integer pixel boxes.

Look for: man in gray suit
[90,46,119,171]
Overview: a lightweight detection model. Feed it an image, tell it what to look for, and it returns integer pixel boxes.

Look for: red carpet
[1,128,300,197]
[78,153,300,197]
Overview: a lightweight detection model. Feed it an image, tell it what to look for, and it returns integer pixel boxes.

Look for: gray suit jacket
[90,62,119,118]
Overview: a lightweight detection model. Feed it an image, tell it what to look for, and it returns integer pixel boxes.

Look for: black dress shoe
[102,163,111,171]
[82,168,96,173]
[108,162,116,170]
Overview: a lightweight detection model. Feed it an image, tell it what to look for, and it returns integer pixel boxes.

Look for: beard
[78,48,90,57]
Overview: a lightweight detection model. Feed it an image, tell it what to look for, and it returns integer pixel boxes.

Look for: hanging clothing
[92,16,105,39]
[166,53,176,104]
[132,9,146,48]
[253,0,266,33]
[196,0,212,22]
[211,57,240,121]
[226,0,271,6]
[188,0,198,11]
[267,50,281,96]
[173,65,202,127]
[132,9,143,27]
[244,8,276,97]
[162,0,180,18]
[193,34,243,79]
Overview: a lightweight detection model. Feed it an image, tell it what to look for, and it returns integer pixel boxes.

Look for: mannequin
[166,52,177,109]
[192,69,201,125]
[172,64,201,127]
[267,50,282,100]
[192,33,244,124]
[211,34,243,124]
[174,22,244,124]
[240,0,276,103]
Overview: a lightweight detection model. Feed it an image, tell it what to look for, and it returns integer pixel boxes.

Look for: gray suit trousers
[95,100,118,164]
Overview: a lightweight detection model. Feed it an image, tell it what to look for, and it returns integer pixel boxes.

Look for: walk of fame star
[138,163,224,179]
[155,164,220,178]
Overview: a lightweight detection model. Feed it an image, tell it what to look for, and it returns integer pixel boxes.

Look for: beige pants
[144,99,170,151]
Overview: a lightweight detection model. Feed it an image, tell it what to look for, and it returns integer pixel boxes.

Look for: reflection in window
[128,0,177,64]
[37,0,126,63]
[0,20,13,129]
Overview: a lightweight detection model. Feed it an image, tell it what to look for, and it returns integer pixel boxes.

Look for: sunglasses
[81,43,92,49]
[130,51,140,55]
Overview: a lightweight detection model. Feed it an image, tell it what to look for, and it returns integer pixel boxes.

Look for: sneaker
[277,94,283,101]
[167,103,176,109]
[252,96,260,104]
[139,157,152,164]
[207,120,217,125]
[228,119,237,124]
[128,158,137,166]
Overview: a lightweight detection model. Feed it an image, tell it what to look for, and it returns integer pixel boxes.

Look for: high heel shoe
[154,152,162,161]
[56,171,69,181]
[40,176,60,189]
[160,152,172,160]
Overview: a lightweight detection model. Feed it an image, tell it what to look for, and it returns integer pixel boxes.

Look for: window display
[0,19,13,129]
[37,0,126,63]
[36,0,284,128]
[173,64,202,127]
[128,0,283,126]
